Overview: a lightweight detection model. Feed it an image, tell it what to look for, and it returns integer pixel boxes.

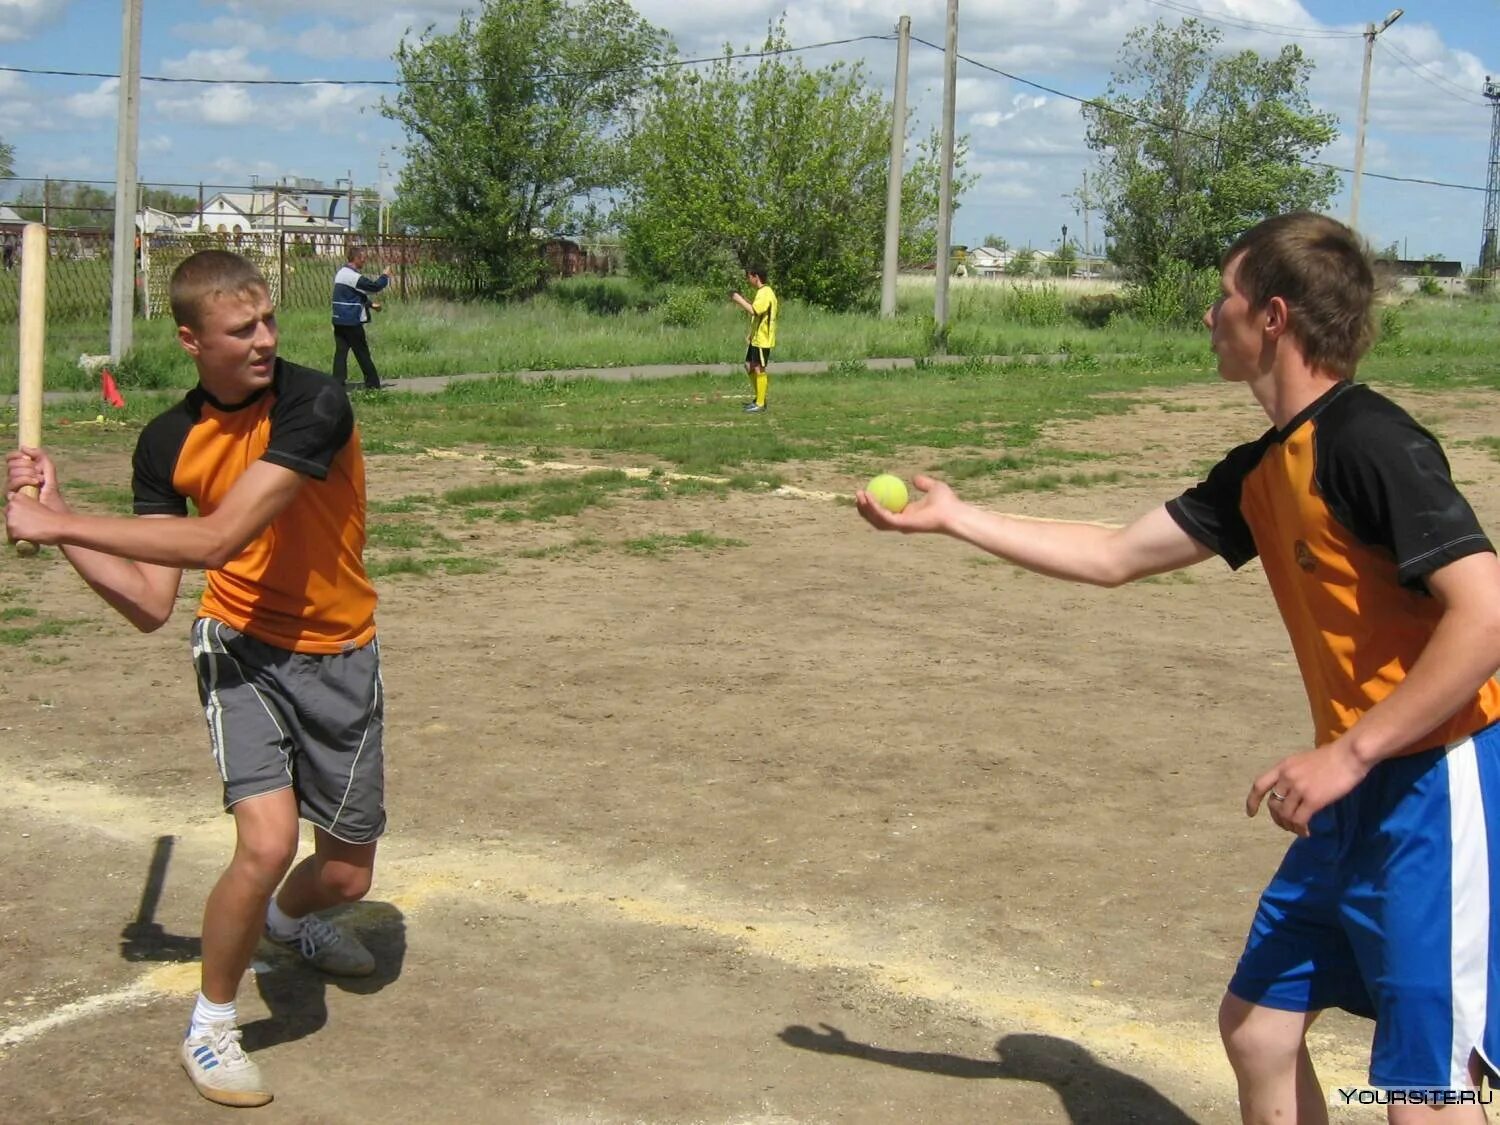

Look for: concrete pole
[933,0,958,350]
[879,16,911,318]
[109,0,143,360]
[1350,9,1402,232]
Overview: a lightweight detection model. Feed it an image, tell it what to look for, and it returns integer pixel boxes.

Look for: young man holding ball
[858,212,1500,1123]
[6,250,386,1109]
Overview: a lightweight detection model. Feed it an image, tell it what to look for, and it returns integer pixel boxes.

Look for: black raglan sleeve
[1164,436,1269,569]
[262,364,354,481]
[1318,405,1492,591]
[131,402,195,516]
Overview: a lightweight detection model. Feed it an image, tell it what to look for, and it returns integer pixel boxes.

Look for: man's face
[350,250,367,270]
[177,286,278,403]
[1204,254,1267,382]
[746,272,761,288]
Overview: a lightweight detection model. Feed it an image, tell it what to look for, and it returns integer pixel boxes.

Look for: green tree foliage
[383,0,667,297]
[11,180,114,228]
[1083,19,1338,281]
[1049,243,1078,277]
[1008,249,1035,277]
[0,136,13,181]
[620,22,965,308]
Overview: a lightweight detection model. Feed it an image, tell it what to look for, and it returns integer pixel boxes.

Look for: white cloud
[0,0,68,44]
[169,16,279,52]
[156,85,259,127]
[62,79,119,121]
[159,48,273,82]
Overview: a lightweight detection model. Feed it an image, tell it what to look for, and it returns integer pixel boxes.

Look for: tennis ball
[865,473,908,513]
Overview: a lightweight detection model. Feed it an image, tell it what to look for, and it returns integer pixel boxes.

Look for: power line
[909,35,1487,194]
[1376,39,1488,108]
[0,35,894,88]
[1138,0,1362,41]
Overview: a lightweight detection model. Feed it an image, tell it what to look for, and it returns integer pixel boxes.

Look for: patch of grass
[64,480,135,509]
[622,530,748,555]
[368,496,432,514]
[1,606,37,620]
[366,554,497,578]
[0,617,87,645]
[1472,437,1500,465]
[994,470,1125,494]
[365,520,458,551]
[516,535,606,559]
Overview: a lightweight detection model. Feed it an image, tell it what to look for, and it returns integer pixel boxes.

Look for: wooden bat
[15,223,46,557]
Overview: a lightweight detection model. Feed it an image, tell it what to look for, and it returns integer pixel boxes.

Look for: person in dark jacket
[331,246,392,391]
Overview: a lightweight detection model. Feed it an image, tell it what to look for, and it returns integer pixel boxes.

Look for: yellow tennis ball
[865,473,908,513]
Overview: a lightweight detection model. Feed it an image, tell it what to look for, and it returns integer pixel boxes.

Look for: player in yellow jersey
[731,265,778,413]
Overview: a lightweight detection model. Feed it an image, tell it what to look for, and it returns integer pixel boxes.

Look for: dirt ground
[3,382,1498,1123]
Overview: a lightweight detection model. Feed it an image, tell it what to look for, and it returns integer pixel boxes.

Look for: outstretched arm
[7,450,308,572]
[730,291,754,315]
[856,473,1214,586]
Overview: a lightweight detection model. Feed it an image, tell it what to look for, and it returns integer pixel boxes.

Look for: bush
[1416,266,1442,298]
[549,276,649,316]
[1124,261,1220,327]
[1001,283,1067,327]
[656,287,710,327]
[1071,292,1124,329]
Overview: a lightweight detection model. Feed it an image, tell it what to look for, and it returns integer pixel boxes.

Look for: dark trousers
[332,323,380,387]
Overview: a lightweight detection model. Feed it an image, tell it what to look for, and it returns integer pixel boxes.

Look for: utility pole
[879,16,911,318]
[1481,77,1500,276]
[933,0,958,349]
[109,0,143,360]
[1350,7,1402,232]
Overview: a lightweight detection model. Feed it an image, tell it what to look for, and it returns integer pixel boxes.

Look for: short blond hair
[169,250,269,330]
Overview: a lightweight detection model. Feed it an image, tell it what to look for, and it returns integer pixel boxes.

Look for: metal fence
[142,232,494,318]
[0,227,116,322]
[0,229,612,324]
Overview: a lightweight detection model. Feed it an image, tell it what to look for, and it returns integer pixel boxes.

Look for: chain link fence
[0,228,609,325]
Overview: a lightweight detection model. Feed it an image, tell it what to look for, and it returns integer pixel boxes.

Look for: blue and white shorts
[1228,722,1500,1090]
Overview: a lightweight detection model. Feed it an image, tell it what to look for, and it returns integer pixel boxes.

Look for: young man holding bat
[858,213,1500,1123]
[5,250,385,1109]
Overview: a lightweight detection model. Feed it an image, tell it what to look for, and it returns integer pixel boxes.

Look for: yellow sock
[754,372,768,407]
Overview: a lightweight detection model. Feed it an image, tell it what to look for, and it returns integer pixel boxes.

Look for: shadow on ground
[779,1022,1199,1125]
[117,834,407,1050]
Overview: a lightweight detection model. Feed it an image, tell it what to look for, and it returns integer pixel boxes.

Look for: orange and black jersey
[132,358,377,654]
[1167,381,1500,748]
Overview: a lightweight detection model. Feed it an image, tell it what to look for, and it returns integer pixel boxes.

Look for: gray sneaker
[181,1022,272,1108]
[273,913,375,977]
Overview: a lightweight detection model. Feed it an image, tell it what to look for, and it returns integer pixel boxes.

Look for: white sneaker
[272,913,375,977]
[180,1022,272,1108]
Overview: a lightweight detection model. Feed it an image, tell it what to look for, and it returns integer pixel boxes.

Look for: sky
[1,0,1497,264]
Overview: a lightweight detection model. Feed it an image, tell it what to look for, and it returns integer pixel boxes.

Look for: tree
[12,180,114,228]
[1082,19,1338,281]
[620,22,968,308]
[1049,243,1077,277]
[980,233,1009,252]
[0,135,13,181]
[1008,249,1035,277]
[383,0,667,297]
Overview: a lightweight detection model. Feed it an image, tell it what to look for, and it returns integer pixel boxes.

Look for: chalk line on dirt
[0,771,1368,1101]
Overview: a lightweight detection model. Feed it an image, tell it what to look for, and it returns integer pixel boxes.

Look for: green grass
[0,616,88,644]
[623,530,747,555]
[365,554,497,579]
[9,294,1495,533]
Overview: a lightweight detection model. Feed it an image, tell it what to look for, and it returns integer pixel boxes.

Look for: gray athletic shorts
[190,617,386,844]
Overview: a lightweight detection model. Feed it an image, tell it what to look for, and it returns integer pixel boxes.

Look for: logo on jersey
[1294,540,1317,572]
